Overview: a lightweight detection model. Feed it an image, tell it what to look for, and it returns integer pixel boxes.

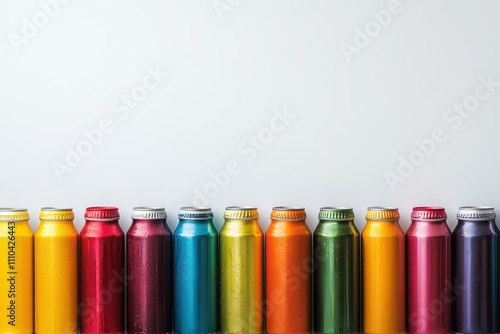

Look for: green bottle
[313,207,360,334]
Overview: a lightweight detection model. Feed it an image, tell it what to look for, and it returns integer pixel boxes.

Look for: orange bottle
[265,206,312,334]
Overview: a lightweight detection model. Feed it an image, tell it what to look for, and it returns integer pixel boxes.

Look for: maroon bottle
[80,206,124,334]
[127,207,172,334]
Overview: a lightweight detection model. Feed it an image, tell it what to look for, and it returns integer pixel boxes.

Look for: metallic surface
[362,207,405,334]
[266,207,311,334]
[127,207,172,334]
[35,208,78,334]
[220,206,263,334]
[313,207,360,334]
[174,206,218,334]
[0,208,33,333]
[453,206,499,333]
[406,207,452,334]
[80,206,124,334]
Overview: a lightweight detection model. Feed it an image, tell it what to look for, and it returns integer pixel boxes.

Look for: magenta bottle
[407,207,452,334]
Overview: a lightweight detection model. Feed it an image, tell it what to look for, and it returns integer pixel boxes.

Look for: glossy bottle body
[220,207,263,334]
[174,207,218,334]
[406,207,452,334]
[127,207,172,334]
[362,207,405,334]
[266,207,311,334]
[314,207,360,334]
[35,208,78,334]
[80,207,124,334]
[0,208,33,334]
[453,207,499,334]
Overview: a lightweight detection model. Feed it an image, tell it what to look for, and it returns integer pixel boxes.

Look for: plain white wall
[1,1,499,234]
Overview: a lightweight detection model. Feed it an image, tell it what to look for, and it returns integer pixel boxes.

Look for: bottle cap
[0,208,29,222]
[178,206,213,220]
[224,206,259,220]
[132,207,167,220]
[411,207,447,220]
[365,206,400,221]
[457,206,496,221]
[39,207,74,220]
[270,207,306,221]
[319,207,354,221]
[85,206,120,221]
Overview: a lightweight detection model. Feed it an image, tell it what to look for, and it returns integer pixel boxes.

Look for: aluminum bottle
[453,206,499,333]
[80,206,124,334]
[362,206,405,334]
[174,206,217,334]
[35,207,78,334]
[220,206,263,334]
[314,207,360,334]
[127,207,172,334]
[0,208,33,333]
[266,206,311,334]
[407,206,452,334]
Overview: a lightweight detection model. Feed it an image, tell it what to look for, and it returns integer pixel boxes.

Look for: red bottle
[80,206,125,334]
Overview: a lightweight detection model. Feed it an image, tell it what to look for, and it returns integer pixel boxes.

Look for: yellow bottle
[362,206,405,334]
[0,208,33,334]
[35,208,78,334]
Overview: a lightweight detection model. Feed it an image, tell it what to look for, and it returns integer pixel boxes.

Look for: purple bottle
[127,207,172,334]
[453,206,499,334]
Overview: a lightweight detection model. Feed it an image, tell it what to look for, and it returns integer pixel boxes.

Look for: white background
[1,1,500,233]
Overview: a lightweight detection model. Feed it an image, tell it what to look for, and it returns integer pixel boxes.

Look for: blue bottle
[174,206,218,334]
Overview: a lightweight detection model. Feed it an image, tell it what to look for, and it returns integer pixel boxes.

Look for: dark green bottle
[313,207,360,334]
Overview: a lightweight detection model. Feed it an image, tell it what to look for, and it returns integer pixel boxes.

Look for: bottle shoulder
[220,220,263,236]
[174,220,218,236]
[81,221,124,237]
[0,221,34,236]
[362,220,405,237]
[266,221,311,236]
[453,220,499,236]
[406,221,452,237]
[314,221,359,237]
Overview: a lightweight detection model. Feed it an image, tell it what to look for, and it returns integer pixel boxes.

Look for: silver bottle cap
[457,206,496,221]
[131,207,167,220]
[178,206,213,220]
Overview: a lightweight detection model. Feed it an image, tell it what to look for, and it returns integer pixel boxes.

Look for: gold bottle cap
[365,206,400,221]
[0,208,29,222]
[224,206,259,220]
[39,207,74,220]
[270,207,306,221]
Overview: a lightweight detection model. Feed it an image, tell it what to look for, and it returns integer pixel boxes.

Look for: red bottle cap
[411,207,447,220]
[85,206,120,221]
